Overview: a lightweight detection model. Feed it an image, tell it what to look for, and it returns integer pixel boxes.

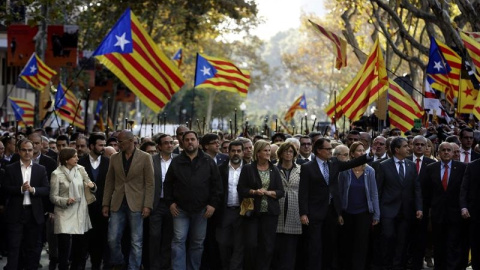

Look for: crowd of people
[0,121,478,270]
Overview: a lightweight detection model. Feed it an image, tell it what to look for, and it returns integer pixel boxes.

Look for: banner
[7,25,38,67]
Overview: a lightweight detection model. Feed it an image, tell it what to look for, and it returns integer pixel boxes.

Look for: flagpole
[105,97,110,139]
[334,91,337,134]
[191,53,199,121]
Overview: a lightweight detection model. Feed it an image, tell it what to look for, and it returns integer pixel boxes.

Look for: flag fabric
[194,53,250,97]
[94,100,105,131]
[424,77,451,122]
[387,79,423,132]
[284,94,307,122]
[93,8,185,113]
[308,20,347,70]
[55,83,85,130]
[20,53,57,91]
[457,61,478,114]
[8,97,34,127]
[460,31,480,81]
[324,38,388,121]
[172,48,183,68]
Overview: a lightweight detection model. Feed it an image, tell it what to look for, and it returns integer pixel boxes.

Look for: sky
[252,0,327,39]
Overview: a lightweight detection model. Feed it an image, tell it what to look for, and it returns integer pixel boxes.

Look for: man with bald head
[360,132,372,155]
[102,130,155,270]
[333,144,350,162]
[104,146,116,158]
[371,136,387,161]
[451,143,460,161]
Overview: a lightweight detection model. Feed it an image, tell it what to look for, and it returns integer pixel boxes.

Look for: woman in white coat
[50,147,96,270]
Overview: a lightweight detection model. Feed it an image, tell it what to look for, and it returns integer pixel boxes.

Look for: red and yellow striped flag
[55,83,85,130]
[308,20,347,70]
[93,8,185,113]
[20,53,57,91]
[457,61,478,114]
[437,38,462,103]
[284,94,307,122]
[324,38,388,121]
[460,31,480,81]
[8,97,34,127]
[388,79,424,132]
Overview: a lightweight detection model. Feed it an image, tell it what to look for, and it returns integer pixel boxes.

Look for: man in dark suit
[460,157,480,269]
[78,133,109,270]
[421,142,466,270]
[149,134,177,269]
[407,135,436,269]
[377,137,423,270]
[172,126,189,155]
[216,141,244,270]
[459,127,480,163]
[3,139,49,270]
[201,133,228,165]
[299,137,372,270]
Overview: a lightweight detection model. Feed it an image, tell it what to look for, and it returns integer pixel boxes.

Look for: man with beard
[216,141,245,270]
[78,133,109,270]
[164,131,222,270]
[76,136,90,158]
[236,137,253,164]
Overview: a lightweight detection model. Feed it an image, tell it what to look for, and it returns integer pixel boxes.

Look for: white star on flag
[201,66,211,76]
[29,65,37,73]
[433,61,443,72]
[114,32,131,51]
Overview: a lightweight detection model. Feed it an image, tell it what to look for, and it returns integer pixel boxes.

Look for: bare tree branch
[341,7,367,64]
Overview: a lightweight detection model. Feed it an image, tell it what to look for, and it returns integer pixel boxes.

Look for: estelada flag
[8,97,34,127]
[20,53,57,91]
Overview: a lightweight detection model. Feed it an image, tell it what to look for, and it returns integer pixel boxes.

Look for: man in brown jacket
[102,130,154,270]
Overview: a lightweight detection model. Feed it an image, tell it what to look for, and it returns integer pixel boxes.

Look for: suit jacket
[470,150,480,162]
[78,155,110,211]
[296,154,315,165]
[45,149,58,161]
[377,158,422,220]
[215,153,228,166]
[299,154,371,221]
[406,155,436,175]
[3,161,49,224]
[151,153,178,210]
[421,160,465,224]
[103,149,155,212]
[460,158,480,221]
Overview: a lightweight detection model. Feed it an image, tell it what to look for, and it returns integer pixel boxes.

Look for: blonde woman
[50,148,96,270]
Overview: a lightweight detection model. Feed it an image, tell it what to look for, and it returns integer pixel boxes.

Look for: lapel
[386,158,404,185]
[447,161,459,190]
[312,158,326,185]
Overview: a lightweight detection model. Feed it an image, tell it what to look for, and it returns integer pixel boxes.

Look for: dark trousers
[216,207,244,270]
[6,207,42,270]
[201,216,221,270]
[243,214,278,270]
[272,233,299,270]
[57,233,88,270]
[431,221,461,270]
[87,205,109,270]
[295,225,309,270]
[471,220,480,270]
[148,203,173,270]
[381,217,411,269]
[340,211,372,270]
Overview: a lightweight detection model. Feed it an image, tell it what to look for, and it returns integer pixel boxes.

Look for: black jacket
[237,161,285,216]
[164,150,222,213]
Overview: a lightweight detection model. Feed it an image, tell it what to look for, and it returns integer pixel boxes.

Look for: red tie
[416,158,421,174]
[464,152,469,163]
[442,164,449,191]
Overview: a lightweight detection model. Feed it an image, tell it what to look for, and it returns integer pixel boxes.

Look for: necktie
[322,161,329,185]
[442,163,449,191]
[416,158,421,174]
[464,152,469,163]
[398,161,405,181]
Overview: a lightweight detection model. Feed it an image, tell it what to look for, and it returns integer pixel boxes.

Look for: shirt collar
[89,154,101,163]
[20,159,33,168]
[414,155,424,161]
[229,160,243,169]
[161,153,173,161]
[442,160,453,168]
[393,156,404,163]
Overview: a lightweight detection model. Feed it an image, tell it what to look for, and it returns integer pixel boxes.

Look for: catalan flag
[284,94,307,122]
[172,48,183,68]
[194,53,250,97]
[325,38,388,121]
[54,83,85,130]
[387,80,423,132]
[460,31,480,81]
[93,8,185,113]
[20,53,57,91]
[457,61,478,114]
[8,97,34,127]
[308,20,347,70]
[424,76,450,121]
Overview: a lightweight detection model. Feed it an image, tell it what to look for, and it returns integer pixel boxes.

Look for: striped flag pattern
[20,53,57,91]
[284,94,307,122]
[388,80,423,132]
[8,97,34,127]
[460,31,480,81]
[194,53,250,97]
[93,8,185,113]
[437,38,462,104]
[55,83,85,130]
[308,20,347,70]
[172,48,183,68]
[325,38,388,121]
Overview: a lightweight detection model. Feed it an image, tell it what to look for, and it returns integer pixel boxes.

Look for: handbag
[84,185,96,205]
[240,198,254,217]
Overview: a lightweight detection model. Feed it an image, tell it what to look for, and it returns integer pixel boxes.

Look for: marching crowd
[0,121,479,270]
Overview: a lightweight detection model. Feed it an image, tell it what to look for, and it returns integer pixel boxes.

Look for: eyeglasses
[162,141,174,145]
[208,141,220,145]
[319,148,333,151]
[301,143,312,147]
[337,153,349,156]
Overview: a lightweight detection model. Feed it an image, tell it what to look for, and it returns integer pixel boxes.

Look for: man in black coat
[3,139,49,270]
[299,137,372,270]
[377,137,423,270]
[78,133,109,270]
[422,142,466,270]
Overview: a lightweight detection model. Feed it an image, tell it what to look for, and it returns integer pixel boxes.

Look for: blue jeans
[107,201,144,270]
[171,208,207,270]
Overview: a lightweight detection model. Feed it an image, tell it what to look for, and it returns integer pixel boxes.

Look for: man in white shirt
[459,128,480,163]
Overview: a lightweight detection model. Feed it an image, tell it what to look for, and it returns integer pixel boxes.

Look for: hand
[142,207,151,218]
[461,208,471,219]
[416,210,423,220]
[258,188,267,196]
[338,216,344,226]
[170,203,180,217]
[204,205,215,218]
[48,213,55,223]
[22,181,30,192]
[27,186,35,193]
[102,206,109,217]
[67,198,76,206]
[300,215,309,225]
[87,182,95,188]
[372,219,379,226]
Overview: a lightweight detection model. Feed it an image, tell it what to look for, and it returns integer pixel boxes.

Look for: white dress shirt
[20,160,33,205]
[89,154,101,170]
[160,154,173,198]
[227,161,243,207]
